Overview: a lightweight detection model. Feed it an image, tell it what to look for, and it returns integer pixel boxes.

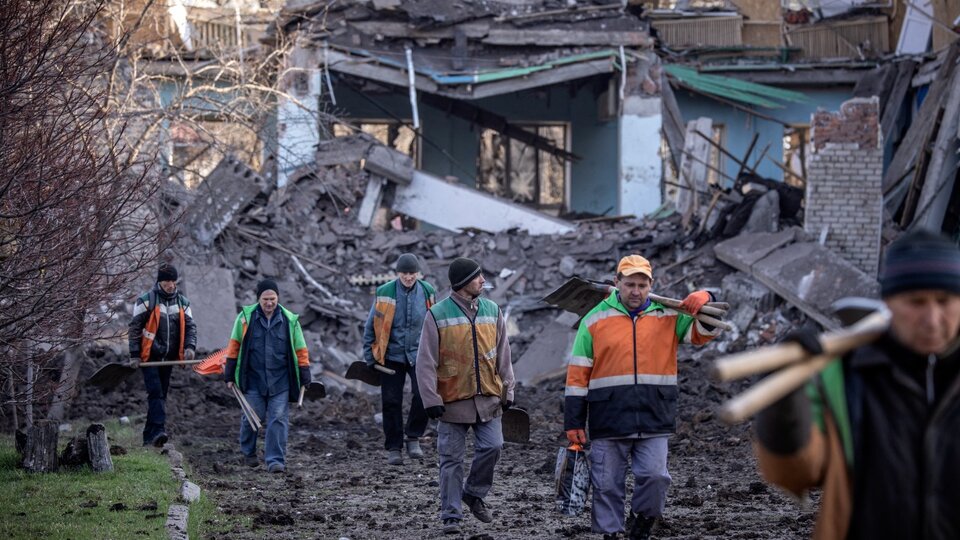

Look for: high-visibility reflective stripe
[475,316,498,325]
[375,296,396,305]
[583,307,625,329]
[142,330,156,340]
[564,386,588,397]
[435,316,472,329]
[132,302,148,317]
[588,374,677,389]
[183,306,193,318]
[569,355,593,368]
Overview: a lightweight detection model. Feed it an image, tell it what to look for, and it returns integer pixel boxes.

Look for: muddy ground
[73,337,816,540]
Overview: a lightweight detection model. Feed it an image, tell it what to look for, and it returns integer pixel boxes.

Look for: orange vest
[371,279,436,365]
[431,297,502,403]
[139,292,185,362]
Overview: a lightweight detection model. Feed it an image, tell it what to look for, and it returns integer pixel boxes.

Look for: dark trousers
[381,360,428,450]
[142,365,173,444]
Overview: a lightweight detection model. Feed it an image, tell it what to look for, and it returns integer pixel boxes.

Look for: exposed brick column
[805,97,883,275]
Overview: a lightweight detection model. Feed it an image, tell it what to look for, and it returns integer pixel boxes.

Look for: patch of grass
[0,420,236,539]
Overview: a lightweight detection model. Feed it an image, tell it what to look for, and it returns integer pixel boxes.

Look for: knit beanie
[256,278,280,299]
[448,257,482,291]
[157,264,178,282]
[396,253,420,274]
[880,229,960,298]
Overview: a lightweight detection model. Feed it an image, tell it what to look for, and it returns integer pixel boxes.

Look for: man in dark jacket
[362,253,436,465]
[128,263,198,447]
[755,229,960,539]
[224,278,310,473]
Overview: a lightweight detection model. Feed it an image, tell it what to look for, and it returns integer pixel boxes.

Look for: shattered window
[333,121,419,166]
[477,124,568,212]
[783,125,808,188]
[707,124,725,186]
[169,120,261,189]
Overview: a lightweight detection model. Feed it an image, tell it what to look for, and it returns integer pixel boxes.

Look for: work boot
[405,439,424,459]
[462,493,493,523]
[151,433,168,448]
[628,513,657,540]
[242,455,259,468]
[442,518,461,535]
[267,462,285,474]
[387,449,403,465]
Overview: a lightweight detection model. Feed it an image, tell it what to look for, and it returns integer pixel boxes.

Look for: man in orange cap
[564,254,721,539]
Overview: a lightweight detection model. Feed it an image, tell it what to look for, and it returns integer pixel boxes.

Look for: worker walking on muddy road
[564,255,722,540]
[362,253,436,465]
[128,263,198,448]
[416,257,516,535]
[755,229,960,539]
[224,278,311,473]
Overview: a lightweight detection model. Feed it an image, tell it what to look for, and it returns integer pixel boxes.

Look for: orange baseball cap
[617,255,653,279]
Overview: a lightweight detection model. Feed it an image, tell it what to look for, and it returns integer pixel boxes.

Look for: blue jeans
[239,390,289,467]
[437,417,503,521]
[142,365,172,445]
[590,437,671,534]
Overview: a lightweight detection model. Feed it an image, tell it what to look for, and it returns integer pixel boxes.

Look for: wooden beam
[348,21,490,40]
[325,49,439,93]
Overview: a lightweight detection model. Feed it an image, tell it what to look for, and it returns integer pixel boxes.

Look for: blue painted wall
[674,86,853,184]
[329,77,619,215]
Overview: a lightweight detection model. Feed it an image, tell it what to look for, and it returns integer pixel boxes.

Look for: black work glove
[755,388,812,455]
[425,405,445,419]
[299,366,312,386]
[783,326,824,356]
[501,400,513,412]
[224,358,237,384]
[183,348,196,361]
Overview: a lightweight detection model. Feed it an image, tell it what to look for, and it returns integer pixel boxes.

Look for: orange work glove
[566,429,587,445]
[680,290,711,315]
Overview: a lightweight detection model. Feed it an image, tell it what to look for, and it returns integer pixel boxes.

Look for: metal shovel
[87,359,203,389]
[502,407,530,444]
[344,361,395,387]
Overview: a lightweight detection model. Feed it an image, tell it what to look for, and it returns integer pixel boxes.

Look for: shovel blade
[303,381,327,400]
[344,361,382,387]
[86,363,137,390]
[501,407,530,444]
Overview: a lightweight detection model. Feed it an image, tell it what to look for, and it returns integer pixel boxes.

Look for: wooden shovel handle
[649,293,726,317]
[718,354,831,425]
[710,309,889,382]
[373,364,396,375]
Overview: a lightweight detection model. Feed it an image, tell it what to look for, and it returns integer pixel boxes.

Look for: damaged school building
[120,0,960,381]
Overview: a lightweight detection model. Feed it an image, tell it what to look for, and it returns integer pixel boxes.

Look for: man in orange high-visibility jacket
[128,263,198,447]
[564,255,722,540]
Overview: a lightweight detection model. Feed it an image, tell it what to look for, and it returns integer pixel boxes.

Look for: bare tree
[0,0,170,431]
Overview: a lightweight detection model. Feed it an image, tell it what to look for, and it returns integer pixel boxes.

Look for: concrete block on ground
[514,311,579,385]
[179,480,201,504]
[184,155,268,246]
[165,504,189,540]
[180,266,236,353]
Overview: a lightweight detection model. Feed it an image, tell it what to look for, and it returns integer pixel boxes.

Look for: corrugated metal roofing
[664,64,811,108]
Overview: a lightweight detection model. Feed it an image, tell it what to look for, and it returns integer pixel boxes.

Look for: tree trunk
[18,420,58,473]
[25,360,33,427]
[47,349,85,422]
[5,366,17,431]
[86,423,113,473]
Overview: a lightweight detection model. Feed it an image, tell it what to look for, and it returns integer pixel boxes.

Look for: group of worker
[128,227,960,539]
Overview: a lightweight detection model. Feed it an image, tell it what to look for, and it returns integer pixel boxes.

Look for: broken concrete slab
[357,176,386,227]
[392,170,575,235]
[715,231,880,329]
[314,135,375,167]
[165,504,189,540]
[514,311,579,385]
[179,266,237,353]
[362,144,413,185]
[184,156,268,246]
[179,480,201,504]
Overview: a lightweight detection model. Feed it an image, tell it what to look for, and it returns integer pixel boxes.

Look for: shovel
[502,407,530,444]
[344,361,395,387]
[87,359,203,389]
[297,381,327,407]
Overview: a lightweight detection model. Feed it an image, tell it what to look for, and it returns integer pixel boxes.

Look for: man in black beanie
[416,257,516,535]
[754,229,960,539]
[362,253,436,465]
[223,278,311,473]
[128,263,198,447]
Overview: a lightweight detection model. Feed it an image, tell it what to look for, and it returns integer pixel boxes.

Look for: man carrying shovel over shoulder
[564,255,722,540]
[362,253,436,465]
[754,230,960,539]
[128,263,198,447]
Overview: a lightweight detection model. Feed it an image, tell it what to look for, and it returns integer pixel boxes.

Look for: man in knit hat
[128,263,198,447]
[223,278,311,473]
[564,254,721,540]
[755,229,960,539]
[362,252,436,465]
[416,257,516,535]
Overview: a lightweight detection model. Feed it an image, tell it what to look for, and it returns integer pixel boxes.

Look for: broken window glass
[333,121,419,166]
[477,123,568,212]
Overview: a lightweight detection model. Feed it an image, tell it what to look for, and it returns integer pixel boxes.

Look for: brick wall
[804,97,883,275]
